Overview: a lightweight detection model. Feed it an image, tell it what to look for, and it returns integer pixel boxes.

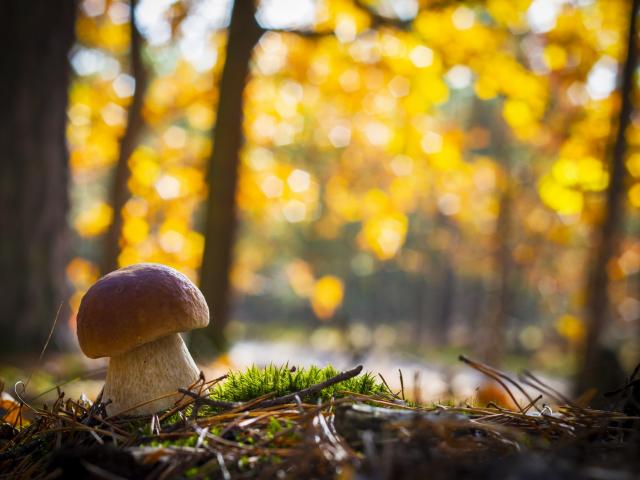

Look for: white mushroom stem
[103,333,201,416]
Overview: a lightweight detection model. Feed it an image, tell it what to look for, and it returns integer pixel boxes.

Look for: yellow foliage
[74,202,113,237]
[286,260,316,298]
[555,314,585,344]
[122,217,149,245]
[525,208,553,233]
[389,176,419,212]
[186,102,215,131]
[66,257,99,289]
[626,153,640,177]
[311,275,344,320]
[502,98,534,129]
[182,232,205,264]
[539,175,584,215]
[543,44,568,70]
[129,147,161,189]
[362,189,391,218]
[413,72,449,105]
[628,183,640,208]
[64,0,638,345]
[474,74,498,100]
[159,229,185,254]
[315,0,372,38]
[552,157,608,191]
[486,0,532,29]
[325,176,361,222]
[429,137,463,170]
[360,212,408,260]
[123,197,148,218]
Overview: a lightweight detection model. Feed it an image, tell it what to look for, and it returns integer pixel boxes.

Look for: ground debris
[0,361,639,479]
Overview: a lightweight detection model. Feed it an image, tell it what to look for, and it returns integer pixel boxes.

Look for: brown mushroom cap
[77,263,209,359]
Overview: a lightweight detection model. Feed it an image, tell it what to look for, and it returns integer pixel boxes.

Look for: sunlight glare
[257,0,315,31]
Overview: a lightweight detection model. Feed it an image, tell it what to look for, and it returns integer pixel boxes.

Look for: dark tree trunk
[475,103,514,367]
[577,0,639,397]
[195,0,262,355]
[0,0,77,355]
[479,183,512,366]
[413,263,428,346]
[430,215,457,346]
[433,257,455,345]
[103,0,147,274]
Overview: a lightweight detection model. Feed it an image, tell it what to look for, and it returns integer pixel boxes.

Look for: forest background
[2,0,640,399]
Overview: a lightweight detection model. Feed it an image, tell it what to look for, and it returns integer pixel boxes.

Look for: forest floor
[1,357,639,479]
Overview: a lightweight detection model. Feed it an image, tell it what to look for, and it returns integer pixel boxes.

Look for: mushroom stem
[103,333,200,416]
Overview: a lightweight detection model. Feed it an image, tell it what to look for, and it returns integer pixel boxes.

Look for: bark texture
[0,0,77,355]
[197,0,262,354]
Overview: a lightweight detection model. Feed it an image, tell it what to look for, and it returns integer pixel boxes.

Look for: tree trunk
[577,0,639,397]
[195,0,262,355]
[476,103,514,367]
[479,183,512,366]
[430,214,457,346]
[434,256,455,345]
[0,0,77,356]
[103,0,147,274]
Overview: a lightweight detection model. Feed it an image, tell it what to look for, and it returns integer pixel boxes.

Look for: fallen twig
[179,365,364,411]
[254,365,363,408]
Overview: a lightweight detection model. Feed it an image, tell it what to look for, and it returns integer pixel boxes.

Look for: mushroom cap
[77,263,209,359]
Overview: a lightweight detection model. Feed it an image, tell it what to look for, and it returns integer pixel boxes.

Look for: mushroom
[76,263,209,416]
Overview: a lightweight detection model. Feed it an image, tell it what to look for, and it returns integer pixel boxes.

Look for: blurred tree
[62,0,640,376]
[103,0,148,274]
[479,111,514,366]
[197,0,421,353]
[0,0,77,354]
[431,214,457,345]
[577,0,639,397]
[197,0,262,353]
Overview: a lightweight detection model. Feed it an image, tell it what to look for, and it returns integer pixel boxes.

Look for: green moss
[145,436,201,448]
[162,411,183,426]
[210,364,388,404]
[267,416,283,435]
[143,365,389,454]
[184,466,200,478]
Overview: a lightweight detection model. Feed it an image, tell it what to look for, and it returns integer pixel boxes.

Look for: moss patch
[211,364,388,403]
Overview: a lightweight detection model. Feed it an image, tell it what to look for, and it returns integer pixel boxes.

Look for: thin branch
[261,26,335,38]
[257,365,363,408]
[459,355,528,413]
